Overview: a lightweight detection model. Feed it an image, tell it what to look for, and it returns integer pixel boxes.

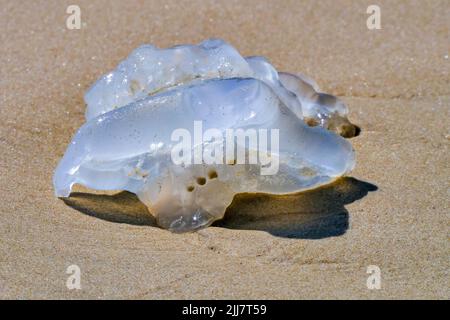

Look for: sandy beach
[0,0,448,299]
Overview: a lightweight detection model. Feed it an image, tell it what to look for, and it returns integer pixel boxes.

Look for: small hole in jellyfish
[196,177,206,185]
[187,186,195,192]
[208,170,218,179]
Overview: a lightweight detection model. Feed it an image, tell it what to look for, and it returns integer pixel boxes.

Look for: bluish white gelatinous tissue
[54,39,357,232]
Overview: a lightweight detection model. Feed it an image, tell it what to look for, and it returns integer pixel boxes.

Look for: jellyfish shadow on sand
[214,177,377,239]
[63,177,377,239]
[63,190,157,226]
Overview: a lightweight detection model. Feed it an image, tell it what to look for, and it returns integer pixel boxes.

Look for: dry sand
[0,0,448,299]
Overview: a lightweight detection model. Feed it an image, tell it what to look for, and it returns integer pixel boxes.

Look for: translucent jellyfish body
[54,39,356,232]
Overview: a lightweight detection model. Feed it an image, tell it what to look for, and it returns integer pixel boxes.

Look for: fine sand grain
[0,0,448,299]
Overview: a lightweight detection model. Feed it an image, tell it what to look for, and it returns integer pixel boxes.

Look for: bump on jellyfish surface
[54,39,357,232]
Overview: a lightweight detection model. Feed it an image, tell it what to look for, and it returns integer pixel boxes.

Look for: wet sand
[0,0,448,299]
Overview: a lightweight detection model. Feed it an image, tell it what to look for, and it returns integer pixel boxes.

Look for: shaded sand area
[0,0,448,298]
